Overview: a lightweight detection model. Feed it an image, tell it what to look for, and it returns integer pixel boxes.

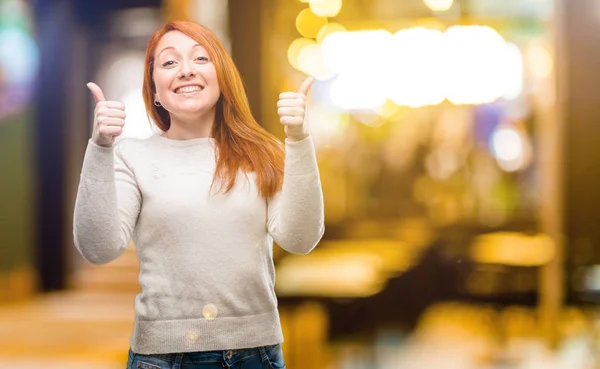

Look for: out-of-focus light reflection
[492,127,522,162]
[121,88,159,139]
[330,77,387,110]
[389,27,446,107]
[502,43,524,100]
[352,110,384,127]
[276,239,418,297]
[297,42,335,80]
[490,124,531,172]
[312,25,523,110]
[423,0,454,11]
[471,232,555,266]
[322,30,391,109]
[288,37,315,71]
[97,51,159,140]
[443,25,512,105]
[316,22,346,44]
[0,0,38,120]
[373,99,401,118]
[526,40,553,80]
[309,0,342,17]
[306,99,349,147]
[321,29,392,74]
[201,304,218,319]
[276,255,384,298]
[185,330,200,345]
[0,28,38,85]
[295,8,327,39]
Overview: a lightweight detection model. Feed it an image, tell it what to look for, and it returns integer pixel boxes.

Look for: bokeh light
[388,27,446,107]
[316,22,346,44]
[0,0,39,120]
[442,25,511,105]
[423,0,454,11]
[310,25,524,110]
[288,37,316,71]
[295,8,327,39]
[309,0,342,17]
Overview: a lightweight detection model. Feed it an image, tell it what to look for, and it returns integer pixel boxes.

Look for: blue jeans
[126,343,286,369]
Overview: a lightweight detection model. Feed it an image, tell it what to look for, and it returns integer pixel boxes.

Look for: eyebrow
[157,44,202,58]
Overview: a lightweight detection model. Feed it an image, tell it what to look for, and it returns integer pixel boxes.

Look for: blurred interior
[2,0,600,367]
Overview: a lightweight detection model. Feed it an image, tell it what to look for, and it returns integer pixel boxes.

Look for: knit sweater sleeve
[267,135,325,254]
[73,139,142,264]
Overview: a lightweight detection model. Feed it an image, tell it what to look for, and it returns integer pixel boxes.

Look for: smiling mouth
[174,85,204,94]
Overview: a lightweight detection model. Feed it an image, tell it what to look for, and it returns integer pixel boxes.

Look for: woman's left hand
[277,76,315,142]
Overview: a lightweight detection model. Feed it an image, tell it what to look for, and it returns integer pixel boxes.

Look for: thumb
[86,82,106,103]
[298,76,315,95]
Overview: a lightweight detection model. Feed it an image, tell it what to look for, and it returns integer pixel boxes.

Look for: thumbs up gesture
[277,76,315,142]
[87,82,126,147]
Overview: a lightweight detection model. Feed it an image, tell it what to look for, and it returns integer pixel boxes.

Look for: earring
[154,99,162,107]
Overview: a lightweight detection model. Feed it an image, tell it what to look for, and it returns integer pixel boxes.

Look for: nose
[178,61,195,79]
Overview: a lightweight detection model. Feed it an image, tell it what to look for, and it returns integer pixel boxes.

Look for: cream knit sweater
[73,134,324,354]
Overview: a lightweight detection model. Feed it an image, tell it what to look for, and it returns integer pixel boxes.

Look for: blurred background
[1,0,600,367]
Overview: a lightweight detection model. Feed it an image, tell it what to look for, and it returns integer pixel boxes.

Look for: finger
[298,76,315,95]
[280,116,303,125]
[97,117,125,127]
[97,108,127,119]
[277,99,305,108]
[98,126,123,136]
[277,107,304,117]
[105,101,125,110]
[87,82,106,103]
[279,92,301,100]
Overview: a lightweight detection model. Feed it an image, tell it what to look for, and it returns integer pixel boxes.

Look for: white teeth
[176,85,202,94]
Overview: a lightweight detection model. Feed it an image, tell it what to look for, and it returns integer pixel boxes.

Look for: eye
[196,56,209,63]
[161,60,176,67]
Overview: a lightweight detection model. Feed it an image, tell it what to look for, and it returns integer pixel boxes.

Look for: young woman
[73,21,324,369]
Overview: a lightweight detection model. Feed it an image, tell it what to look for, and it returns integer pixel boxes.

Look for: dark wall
[32,0,160,291]
[561,0,600,294]
[228,0,264,124]
[0,111,34,274]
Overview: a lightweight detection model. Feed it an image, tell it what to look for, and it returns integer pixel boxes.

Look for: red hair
[142,21,284,198]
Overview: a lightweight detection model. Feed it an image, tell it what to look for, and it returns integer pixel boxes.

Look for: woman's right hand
[87,82,126,147]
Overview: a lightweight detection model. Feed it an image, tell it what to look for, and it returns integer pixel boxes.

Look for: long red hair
[142,21,284,199]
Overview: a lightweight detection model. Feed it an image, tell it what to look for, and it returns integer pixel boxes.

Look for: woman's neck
[166,111,215,140]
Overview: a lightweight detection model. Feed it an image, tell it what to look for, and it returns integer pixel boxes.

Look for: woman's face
[153,31,221,121]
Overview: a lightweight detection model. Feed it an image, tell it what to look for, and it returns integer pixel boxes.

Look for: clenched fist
[277,76,315,142]
[87,82,126,147]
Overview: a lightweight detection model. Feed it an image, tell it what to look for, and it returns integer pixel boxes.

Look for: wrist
[286,133,310,142]
[92,137,114,148]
